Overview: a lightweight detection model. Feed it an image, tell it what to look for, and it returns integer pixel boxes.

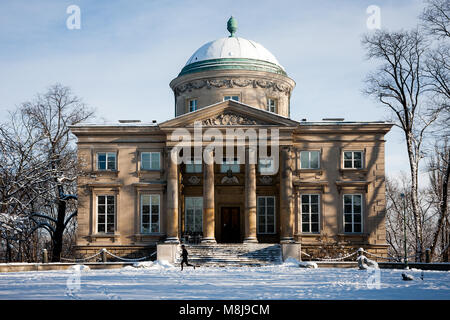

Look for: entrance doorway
[220,207,241,243]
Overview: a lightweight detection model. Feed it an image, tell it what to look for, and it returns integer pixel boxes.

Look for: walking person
[180,245,196,271]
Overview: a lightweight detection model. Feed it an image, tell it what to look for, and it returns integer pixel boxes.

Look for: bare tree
[386,175,436,261]
[421,0,450,39]
[427,141,450,260]
[0,84,94,262]
[420,0,450,261]
[362,29,442,261]
[0,109,50,262]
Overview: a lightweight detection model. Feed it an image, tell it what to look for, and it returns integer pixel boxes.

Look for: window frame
[299,150,321,169]
[188,99,198,112]
[184,197,203,233]
[97,152,117,171]
[185,158,203,173]
[257,196,276,234]
[343,194,363,234]
[300,194,320,234]
[220,158,241,173]
[342,150,364,169]
[140,194,160,234]
[96,194,116,234]
[140,151,161,171]
[223,95,240,102]
[267,98,277,113]
[258,157,275,174]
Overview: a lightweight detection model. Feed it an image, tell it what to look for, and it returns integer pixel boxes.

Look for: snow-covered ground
[0,261,449,300]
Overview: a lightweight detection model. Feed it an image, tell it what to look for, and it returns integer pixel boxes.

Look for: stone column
[165,148,179,243]
[244,147,258,243]
[280,146,294,243]
[202,148,216,243]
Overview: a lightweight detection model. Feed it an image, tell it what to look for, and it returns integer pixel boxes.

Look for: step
[176,243,282,267]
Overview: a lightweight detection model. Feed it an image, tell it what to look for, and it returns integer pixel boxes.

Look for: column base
[165,237,180,244]
[243,237,258,243]
[280,237,295,244]
[201,237,217,244]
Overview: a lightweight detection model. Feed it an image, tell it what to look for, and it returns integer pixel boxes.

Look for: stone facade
[71,100,392,261]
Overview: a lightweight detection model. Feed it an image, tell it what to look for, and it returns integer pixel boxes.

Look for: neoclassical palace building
[71,18,392,261]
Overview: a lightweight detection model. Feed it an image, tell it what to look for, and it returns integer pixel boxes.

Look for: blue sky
[0,0,427,180]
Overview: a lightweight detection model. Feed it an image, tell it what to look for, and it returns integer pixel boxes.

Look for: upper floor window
[343,151,363,169]
[97,152,116,171]
[97,195,115,234]
[224,95,239,102]
[185,159,202,173]
[267,98,277,113]
[300,151,320,169]
[220,158,240,173]
[343,194,363,233]
[141,152,160,170]
[189,99,198,112]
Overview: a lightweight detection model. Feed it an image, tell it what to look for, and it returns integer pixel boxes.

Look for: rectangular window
[343,194,363,233]
[258,158,275,174]
[97,195,115,234]
[97,152,116,171]
[141,152,160,170]
[185,159,202,173]
[189,99,198,112]
[257,196,276,234]
[185,197,203,233]
[224,95,239,102]
[141,194,160,234]
[220,158,240,173]
[267,98,277,113]
[300,151,320,169]
[301,194,320,233]
[343,151,363,169]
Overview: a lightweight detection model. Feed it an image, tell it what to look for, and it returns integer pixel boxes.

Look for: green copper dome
[178,17,286,77]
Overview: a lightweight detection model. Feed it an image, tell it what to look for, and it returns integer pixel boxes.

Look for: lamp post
[400,193,408,269]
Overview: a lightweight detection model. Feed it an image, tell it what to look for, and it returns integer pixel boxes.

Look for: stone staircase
[176,243,282,267]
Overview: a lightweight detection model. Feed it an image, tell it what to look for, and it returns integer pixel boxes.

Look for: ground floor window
[97,195,115,233]
[257,196,276,234]
[301,194,320,233]
[141,194,160,233]
[185,197,203,233]
[343,194,362,233]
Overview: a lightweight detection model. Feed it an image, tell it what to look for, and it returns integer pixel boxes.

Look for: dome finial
[227,16,237,37]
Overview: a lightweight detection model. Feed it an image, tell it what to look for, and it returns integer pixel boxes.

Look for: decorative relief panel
[187,176,201,185]
[174,78,291,96]
[201,112,268,126]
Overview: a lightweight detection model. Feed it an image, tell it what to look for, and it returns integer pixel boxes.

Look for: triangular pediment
[159,100,299,128]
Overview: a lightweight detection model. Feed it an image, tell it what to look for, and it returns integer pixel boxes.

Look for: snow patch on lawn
[281,258,318,268]
[127,260,175,270]
[68,265,90,272]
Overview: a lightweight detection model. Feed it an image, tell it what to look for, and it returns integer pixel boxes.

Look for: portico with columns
[159,99,300,245]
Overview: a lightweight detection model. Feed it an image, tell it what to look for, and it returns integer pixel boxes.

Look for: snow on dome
[185,37,285,71]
